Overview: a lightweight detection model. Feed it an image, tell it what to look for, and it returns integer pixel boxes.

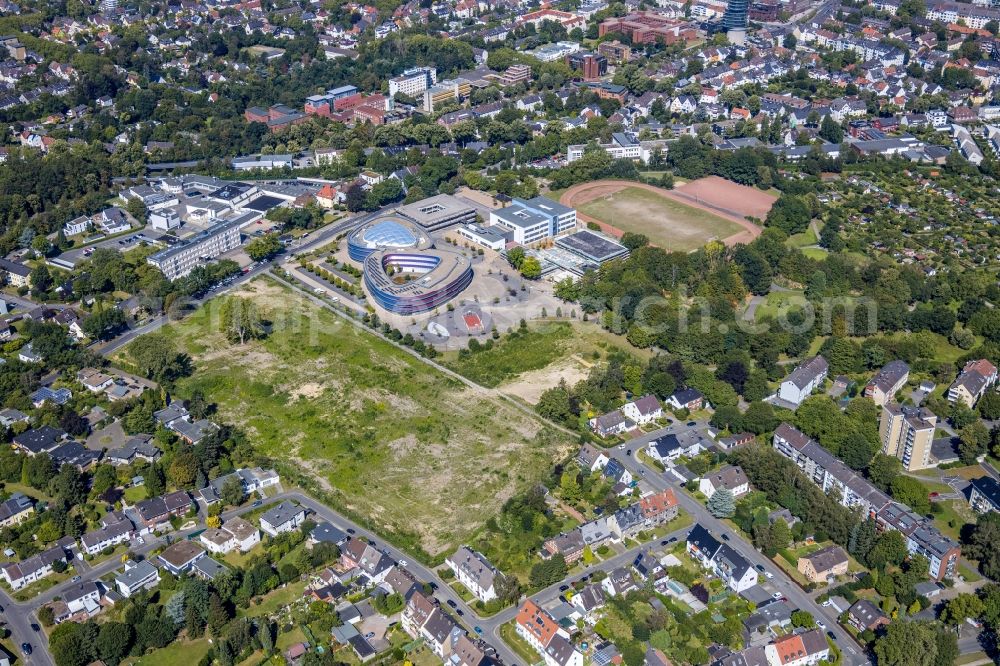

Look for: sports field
[120,278,569,557]
[575,185,745,252]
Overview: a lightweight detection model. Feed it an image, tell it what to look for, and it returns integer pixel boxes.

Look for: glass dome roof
[362,220,417,248]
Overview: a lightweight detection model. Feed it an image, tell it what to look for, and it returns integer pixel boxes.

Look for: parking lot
[53,230,170,269]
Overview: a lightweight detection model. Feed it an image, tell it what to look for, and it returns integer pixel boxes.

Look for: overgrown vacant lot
[130,279,570,557]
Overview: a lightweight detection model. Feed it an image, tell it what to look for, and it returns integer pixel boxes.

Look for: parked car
[720,534,730,541]
[71,575,81,583]
[446,599,457,608]
[474,626,483,636]
[21,644,31,655]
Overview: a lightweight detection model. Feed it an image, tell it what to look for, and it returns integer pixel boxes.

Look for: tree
[941,593,984,625]
[220,296,265,345]
[706,488,735,518]
[873,621,940,666]
[506,246,525,269]
[959,420,990,464]
[495,573,522,605]
[790,610,815,627]
[530,554,568,588]
[220,476,245,507]
[819,115,844,143]
[96,622,133,666]
[127,334,191,382]
[978,392,1000,420]
[30,264,53,295]
[521,256,542,280]
[245,233,282,262]
[82,307,127,340]
[345,184,367,212]
[967,512,1000,579]
[868,454,902,491]
[867,530,908,569]
[50,622,94,666]
[168,450,199,488]
[38,605,55,627]
[890,475,930,514]
[257,620,275,656]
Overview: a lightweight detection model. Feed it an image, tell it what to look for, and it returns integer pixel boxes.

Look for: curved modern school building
[346,217,432,262]
[363,248,473,315]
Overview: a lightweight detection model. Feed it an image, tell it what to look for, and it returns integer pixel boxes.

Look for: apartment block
[773,423,959,580]
[879,403,937,471]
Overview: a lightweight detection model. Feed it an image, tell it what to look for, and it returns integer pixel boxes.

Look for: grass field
[753,290,808,321]
[121,278,569,557]
[443,320,647,404]
[577,186,743,252]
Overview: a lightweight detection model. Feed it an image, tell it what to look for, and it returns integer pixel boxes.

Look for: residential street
[608,432,872,666]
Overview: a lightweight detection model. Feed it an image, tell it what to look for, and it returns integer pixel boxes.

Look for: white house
[698,465,750,499]
[115,559,160,597]
[777,356,828,407]
[686,524,757,592]
[259,501,306,537]
[445,546,498,603]
[621,394,663,425]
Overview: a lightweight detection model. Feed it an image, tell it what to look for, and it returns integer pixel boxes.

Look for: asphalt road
[607,435,872,666]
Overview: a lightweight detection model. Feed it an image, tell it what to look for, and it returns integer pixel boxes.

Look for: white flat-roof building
[146,215,247,280]
[489,196,577,245]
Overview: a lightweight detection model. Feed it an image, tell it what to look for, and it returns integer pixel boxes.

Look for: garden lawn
[241,580,308,618]
[131,638,211,666]
[121,278,569,559]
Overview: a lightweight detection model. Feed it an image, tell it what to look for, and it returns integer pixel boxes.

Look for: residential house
[106,436,162,466]
[864,360,910,406]
[446,546,498,603]
[764,629,830,666]
[543,530,585,563]
[569,584,606,621]
[646,432,707,464]
[777,356,828,407]
[602,458,633,486]
[602,567,637,596]
[698,465,750,499]
[310,523,349,547]
[401,592,461,659]
[58,581,102,622]
[200,518,260,554]
[686,524,758,592]
[797,545,849,583]
[948,359,998,408]
[132,490,192,532]
[79,511,134,556]
[576,444,609,473]
[621,394,663,425]
[608,504,645,540]
[589,410,634,438]
[115,559,160,597]
[638,488,679,526]
[847,599,889,632]
[340,539,395,583]
[12,425,65,456]
[0,493,34,528]
[198,467,280,504]
[666,388,706,411]
[260,501,306,536]
[157,540,206,576]
[0,540,72,590]
[515,600,583,666]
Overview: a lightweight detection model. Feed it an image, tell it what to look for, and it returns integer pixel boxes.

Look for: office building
[146,216,246,280]
[389,67,437,98]
[566,52,608,80]
[489,196,577,245]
